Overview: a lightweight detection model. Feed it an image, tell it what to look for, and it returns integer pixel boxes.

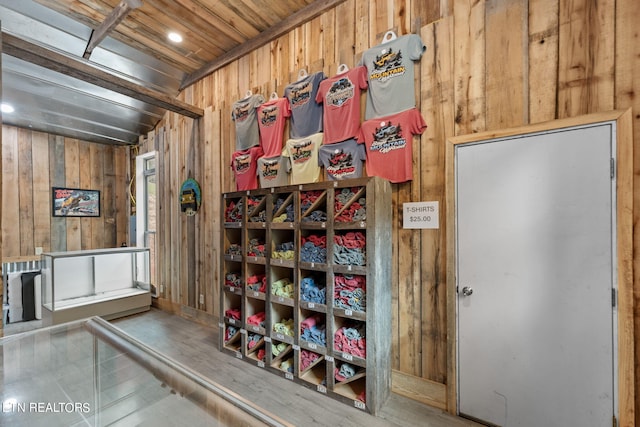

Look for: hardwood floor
[111,308,479,427]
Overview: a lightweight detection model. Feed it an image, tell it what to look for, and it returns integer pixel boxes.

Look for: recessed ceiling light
[168,32,183,43]
[1,103,15,113]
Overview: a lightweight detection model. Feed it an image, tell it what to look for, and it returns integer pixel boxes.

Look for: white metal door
[456,124,616,426]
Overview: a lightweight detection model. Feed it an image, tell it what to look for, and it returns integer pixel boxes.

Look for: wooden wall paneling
[158,127,170,300]
[420,16,454,388]
[557,0,615,118]
[171,124,182,305]
[89,143,105,248]
[203,107,220,316]
[103,145,117,247]
[50,135,66,252]
[290,24,305,73]
[18,129,35,256]
[335,0,356,67]
[79,141,93,250]
[370,0,393,44]
[2,127,20,257]
[393,0,411,36]
[225,62,239,192]
[64,138,81,251]
[453,0,487,135]
[185,117,197,309]
[354,0,369,59]
[237,54,251,96]
[271,35,289,93]
[321,8,336,76]
[528,0,559,123]
[485,0,528,129]
[305,16,324,74]
[31,131,51,252]
[615,0,640,423]
[114,146,128,246]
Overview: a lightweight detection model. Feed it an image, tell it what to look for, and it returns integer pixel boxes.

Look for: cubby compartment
[224,195,244,223]
[333,273,366,320]
[245,298,266,335]
[223,228,243,260]
[333,230,366,267]
[299,270,327,311]
[247,193,267,224]
[299,230,327,266]
[246,229,267,260]
[246,332,266,365]
[223,292,242,327]
[333,366,367,409]
[270,340,294,378]
[270,265,295,305]
[333,317,366,363]
[334,186,366,224]
[271,229,296,267]
[222,324,242,352]
[223,264,243,293]
[300,189,328,224]
[272,191,295,223]
[245,264,266,296]
[270,302,294,344]
[298,349,327,390]
[299,309,327,353]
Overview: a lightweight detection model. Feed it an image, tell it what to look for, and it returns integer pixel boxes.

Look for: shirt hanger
[382,30,397,43]
[297,69,309,81]
[270,92,279,100]
[337,64,349,74]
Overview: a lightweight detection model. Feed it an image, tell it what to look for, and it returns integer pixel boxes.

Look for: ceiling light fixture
[1,103,15,113]
[168,32,183,43]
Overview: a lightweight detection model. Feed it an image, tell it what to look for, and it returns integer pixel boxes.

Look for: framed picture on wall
[52,187,101,217]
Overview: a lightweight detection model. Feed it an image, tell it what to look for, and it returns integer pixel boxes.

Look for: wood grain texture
[557,0,615,118]
[615,0,640,424]
[528,0,559,123]
[485,0,527,128]
[453,0,486,135]
[420,16,454,386]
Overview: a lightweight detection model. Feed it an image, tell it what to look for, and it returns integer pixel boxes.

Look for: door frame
[444,109,634,424]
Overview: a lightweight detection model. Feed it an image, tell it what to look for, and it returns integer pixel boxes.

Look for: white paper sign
[403,201,439,229]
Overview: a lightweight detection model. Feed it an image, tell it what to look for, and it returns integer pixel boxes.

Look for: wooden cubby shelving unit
[220,177,392,415]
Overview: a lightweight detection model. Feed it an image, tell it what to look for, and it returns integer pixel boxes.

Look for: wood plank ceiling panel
[34,0,315,75]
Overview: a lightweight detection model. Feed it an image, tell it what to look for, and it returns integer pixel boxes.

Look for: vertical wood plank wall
[0,0,636,417]
[1,126,129,257]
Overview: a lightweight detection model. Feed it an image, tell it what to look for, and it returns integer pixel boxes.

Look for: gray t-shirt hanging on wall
[284,71,326,139]
[257,155,291,188]
[232,94,265,151]
[358,34,425,120]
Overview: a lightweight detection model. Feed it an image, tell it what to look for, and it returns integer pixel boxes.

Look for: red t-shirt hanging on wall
[230,146,264,191]
[315,66,368,144]
[257,97,291,157]
[357,108,427,183]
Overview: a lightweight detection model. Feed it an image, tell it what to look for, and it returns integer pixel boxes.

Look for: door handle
[461,286,473,296]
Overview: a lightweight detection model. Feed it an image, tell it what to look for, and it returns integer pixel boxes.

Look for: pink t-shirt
[230,146,264,191]
[357,108,427,183]
[257,97,291,157]
[315,66,368,144]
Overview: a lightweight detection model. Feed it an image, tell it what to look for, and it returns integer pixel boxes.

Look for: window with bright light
[136,152,157,296]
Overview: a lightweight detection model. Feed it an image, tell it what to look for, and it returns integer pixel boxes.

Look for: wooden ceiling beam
[83,0,143,59]
[2,31,203,119]
[180,0,347,89]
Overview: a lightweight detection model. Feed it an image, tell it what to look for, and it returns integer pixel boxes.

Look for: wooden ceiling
[1,0,344,144]
[33,0,343,88]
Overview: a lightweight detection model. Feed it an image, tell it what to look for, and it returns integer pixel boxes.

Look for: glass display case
[40,247,152,325]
